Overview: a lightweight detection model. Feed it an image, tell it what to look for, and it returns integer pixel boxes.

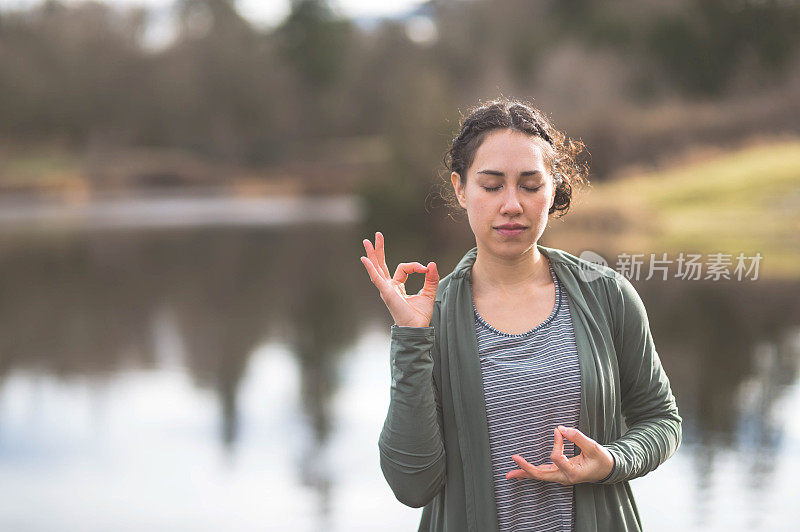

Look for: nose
[499,187,523,216]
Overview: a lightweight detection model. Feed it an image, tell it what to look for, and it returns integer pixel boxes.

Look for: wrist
[392,316,432,327]
[390,324,434,338]
[596,446,616,483]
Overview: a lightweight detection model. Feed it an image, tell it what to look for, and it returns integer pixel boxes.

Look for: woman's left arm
[505,273,682,486]
[596,274,682,484]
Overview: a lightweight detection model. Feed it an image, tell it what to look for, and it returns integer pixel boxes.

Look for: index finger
[393,262,427,284]
[552,426,564,457]
[557,426,596,454]
[551,427,573,476]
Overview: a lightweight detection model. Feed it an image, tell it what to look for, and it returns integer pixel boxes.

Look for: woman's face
[451,128,556,259]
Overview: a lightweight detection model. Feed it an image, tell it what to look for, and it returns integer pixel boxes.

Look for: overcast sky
[0,0,427,26]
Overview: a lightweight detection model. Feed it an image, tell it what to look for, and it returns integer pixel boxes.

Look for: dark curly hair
[441,98,589,218]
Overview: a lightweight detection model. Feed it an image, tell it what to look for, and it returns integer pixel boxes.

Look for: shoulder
[541,246,620,282]
[542,246,625,303]
[542,246,650,328]
[550,246,651,331]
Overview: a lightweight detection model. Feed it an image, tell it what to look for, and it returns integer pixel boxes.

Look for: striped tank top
[473,264,581,532]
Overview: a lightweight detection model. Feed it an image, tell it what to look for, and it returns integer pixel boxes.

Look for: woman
[359,99,681,531]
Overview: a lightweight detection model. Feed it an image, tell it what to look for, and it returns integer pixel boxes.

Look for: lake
[0,195,798,531]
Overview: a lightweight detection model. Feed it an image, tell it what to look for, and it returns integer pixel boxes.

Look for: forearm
[598,412,682,484]
[379,325,446,507]
[598,275,683,484]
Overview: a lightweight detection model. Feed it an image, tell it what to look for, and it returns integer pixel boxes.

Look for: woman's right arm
[359,232,445,507]
[379,323,446,508]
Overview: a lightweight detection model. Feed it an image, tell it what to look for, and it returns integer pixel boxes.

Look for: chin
[483,238,536,256]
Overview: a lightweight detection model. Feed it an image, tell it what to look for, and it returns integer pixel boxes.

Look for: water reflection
[0,216,798,529]
[0,226,366,451]
[637,278,800,529]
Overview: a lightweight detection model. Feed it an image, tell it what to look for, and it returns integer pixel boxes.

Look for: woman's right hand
[360,232,439,328]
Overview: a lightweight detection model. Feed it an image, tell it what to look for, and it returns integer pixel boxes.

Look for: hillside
[546,136,800,279]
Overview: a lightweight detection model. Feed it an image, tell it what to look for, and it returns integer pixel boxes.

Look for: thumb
[420,262,439,296]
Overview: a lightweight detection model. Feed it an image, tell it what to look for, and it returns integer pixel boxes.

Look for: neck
[471,243,551,291]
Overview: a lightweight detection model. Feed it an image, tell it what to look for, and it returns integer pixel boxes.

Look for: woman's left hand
[506,425,614,485]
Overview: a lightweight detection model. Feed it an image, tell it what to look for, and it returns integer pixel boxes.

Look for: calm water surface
[1,197,799,531]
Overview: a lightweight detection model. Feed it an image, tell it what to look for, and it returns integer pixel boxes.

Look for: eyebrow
[477,170,541,177]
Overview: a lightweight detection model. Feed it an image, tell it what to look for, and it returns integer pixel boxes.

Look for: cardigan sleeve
[378,324,446,507]
[597,274,682,485]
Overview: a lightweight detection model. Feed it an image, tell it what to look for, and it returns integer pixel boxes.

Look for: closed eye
[482,185,543,192]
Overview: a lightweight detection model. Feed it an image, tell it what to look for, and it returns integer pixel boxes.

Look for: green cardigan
[379,245,682,531]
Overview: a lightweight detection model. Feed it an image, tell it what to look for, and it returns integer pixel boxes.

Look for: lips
[494,224,527,237]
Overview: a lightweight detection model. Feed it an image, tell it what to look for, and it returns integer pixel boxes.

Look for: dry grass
[546,136,800,279]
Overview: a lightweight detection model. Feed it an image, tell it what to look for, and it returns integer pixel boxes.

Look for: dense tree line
[0,0,798,170]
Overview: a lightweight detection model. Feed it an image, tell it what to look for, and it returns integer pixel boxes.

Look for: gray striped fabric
[474,265,581,532]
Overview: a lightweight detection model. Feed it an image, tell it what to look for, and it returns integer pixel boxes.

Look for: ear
[451,171,467,209]
[549,175,558,209]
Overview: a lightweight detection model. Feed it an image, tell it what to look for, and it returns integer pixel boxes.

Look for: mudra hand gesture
[360,232,439,328]
[507,425,614,485]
